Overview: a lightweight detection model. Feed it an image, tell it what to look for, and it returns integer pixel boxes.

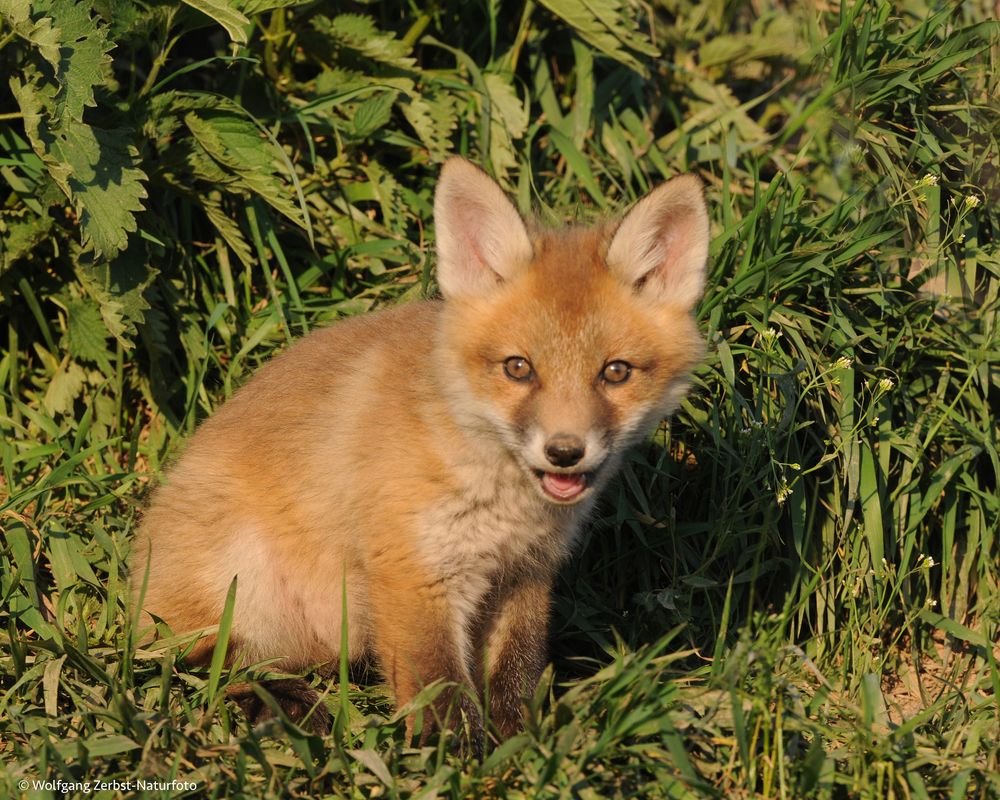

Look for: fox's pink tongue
[541,472,587,500]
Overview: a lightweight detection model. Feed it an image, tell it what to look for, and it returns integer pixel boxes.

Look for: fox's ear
[434,158,533,299]
[606,174,709,309]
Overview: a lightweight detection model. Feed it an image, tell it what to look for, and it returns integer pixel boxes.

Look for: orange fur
[130,158,711,743]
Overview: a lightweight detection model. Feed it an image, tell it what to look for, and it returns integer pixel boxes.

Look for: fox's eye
[602,360,632,384]
[503,356,534,382]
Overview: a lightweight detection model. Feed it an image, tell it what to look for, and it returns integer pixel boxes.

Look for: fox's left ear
[606,174,709,309]
[434,157,533,300]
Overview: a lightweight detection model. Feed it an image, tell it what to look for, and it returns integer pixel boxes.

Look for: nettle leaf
[43,359,87,416]
[401,90,458,160]
[32,0,115,122]
[0,125,61,208]
[537,0,658,75]
[201,193,254,268]
[182,102,305,228]
[0,207,55,273]
[0,0,61,68]
[313,13,415,70]
[65,297,111,367]
[361,161,406,233]
[483,73,528,178]
[92,0,148,39]
[75,242,159,348]
[313,66,369,96]
[313,69,415,98]
[10,68,62,175]
[6,1,147,260]
[176,137,233,186]
[56,125,148,257]
[150,92,304,263]
[352,92,397,139]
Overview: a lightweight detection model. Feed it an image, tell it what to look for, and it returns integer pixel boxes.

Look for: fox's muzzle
[544,433,586,468]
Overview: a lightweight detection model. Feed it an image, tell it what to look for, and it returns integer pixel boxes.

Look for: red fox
[131,157,709,743]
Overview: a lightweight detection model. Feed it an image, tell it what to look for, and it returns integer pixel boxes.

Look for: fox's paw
[233,678,331,735]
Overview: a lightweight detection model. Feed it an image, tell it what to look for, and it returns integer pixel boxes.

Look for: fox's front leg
[368,555,482,748]
[481,574,553,739]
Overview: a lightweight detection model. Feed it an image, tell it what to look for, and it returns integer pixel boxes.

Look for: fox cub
[131,157,710,742]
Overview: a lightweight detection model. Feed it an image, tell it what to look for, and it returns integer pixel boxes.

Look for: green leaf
[81,735,140,759]
[43,359,86,415]
[2,521,55,638]
[75,242,159,348]
[537,0,658,75]
[312,13,415,69]
[547,127,608,208]
[65,297,111,366]
[202,194,254,268]
[183,101,305,228]
[352,91,397,138]
[400,91,458,160]
[236,0,313,12]
[181,0,250,44]
[36,0,115,122]
[361,161,406,233]
[3,0,114,124]
[0,206,54,272]
[0,0,61,74]
[9,1,148,261]
[483,72,528,178]
[56,124,148,258]
[207,577,238,703]
[347,749,394,787]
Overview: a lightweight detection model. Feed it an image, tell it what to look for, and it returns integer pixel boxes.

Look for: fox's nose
[544,434,586,468]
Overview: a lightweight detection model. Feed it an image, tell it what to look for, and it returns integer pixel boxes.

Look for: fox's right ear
[606,174,710,310]
[434,158,533,299]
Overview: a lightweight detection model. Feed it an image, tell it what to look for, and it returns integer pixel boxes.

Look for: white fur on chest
[417,459,584,614]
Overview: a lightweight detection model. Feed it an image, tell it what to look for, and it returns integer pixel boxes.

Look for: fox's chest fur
[131,156,710,740]
[420,449,584,569]
[417,455,584,610]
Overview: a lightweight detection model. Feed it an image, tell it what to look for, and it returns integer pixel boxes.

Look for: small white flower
[878,378,895,392]
[922,554,935,570]
[776,480,792,505]
[835,356,853,370]
[925,597,938,609]
[917,174,939,187]
[965,194,981,209]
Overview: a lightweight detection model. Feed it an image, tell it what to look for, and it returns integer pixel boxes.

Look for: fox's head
[434,158,709,506]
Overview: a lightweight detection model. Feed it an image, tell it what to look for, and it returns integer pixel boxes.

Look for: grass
[1,0,999,797]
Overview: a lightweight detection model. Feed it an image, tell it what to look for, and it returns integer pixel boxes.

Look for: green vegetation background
[0,0,997,797]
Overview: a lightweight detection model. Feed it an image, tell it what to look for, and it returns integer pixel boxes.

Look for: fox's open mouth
[533,470,591,502]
